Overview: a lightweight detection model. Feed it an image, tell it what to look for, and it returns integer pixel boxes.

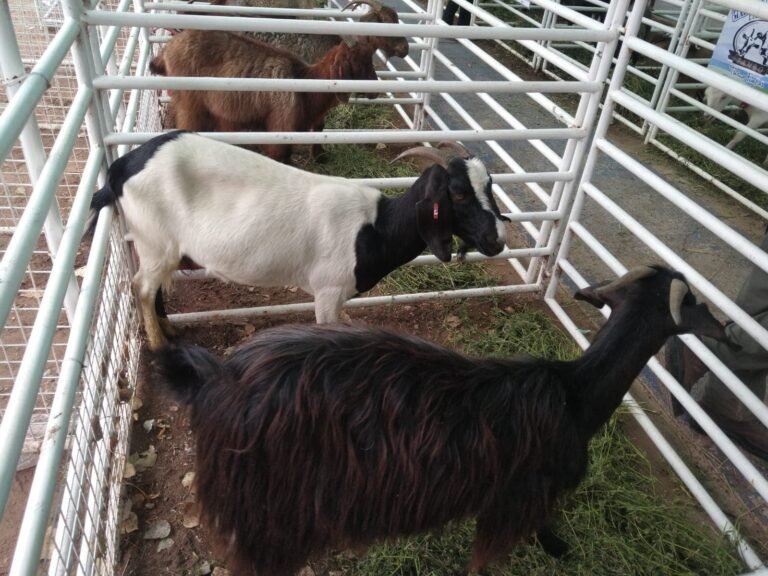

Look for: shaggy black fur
[155,266,726,575]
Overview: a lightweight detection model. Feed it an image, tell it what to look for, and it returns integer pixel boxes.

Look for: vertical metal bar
[545,0,651,299]
[646,0,702,144]
[0,17,80,163]
[0,88,93,523]
[7,148,104,576]
[413,0,443,130]
[0,0,80,321]
[525,0,626,285]
[60,0,114,164]
[49,206,116,576]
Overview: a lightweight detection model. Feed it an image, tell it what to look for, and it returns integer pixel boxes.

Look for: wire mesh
[46,220,140,576]
[0,0,139,574]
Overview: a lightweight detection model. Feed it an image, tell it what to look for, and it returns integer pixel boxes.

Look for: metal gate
[0,0,765,573]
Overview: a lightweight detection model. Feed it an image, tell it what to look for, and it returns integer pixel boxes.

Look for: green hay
[329,306,743,576]
[377,261,497,295]
[307,103,419,184]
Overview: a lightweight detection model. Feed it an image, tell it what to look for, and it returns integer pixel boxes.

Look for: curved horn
[343,0,381,12]
[669,278,688,327]
[595,266,657,295]
[437,141,470,158]
[391,146,447,168]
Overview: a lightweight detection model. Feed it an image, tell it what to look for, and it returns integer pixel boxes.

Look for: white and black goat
[88,132,509,350]
[155,265,727,575]
[705,86,768,166]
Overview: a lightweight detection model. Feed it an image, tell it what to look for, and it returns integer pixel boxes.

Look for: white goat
[705,86,768,166]
[88,132,509,350]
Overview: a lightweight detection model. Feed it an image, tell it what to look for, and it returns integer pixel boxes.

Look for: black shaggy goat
[156,266,726,575]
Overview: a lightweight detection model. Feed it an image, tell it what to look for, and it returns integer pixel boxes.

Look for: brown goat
[203,0,409,62]
[151,30,378,163]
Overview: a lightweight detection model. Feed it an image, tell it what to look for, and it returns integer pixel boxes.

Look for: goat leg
[309,122,328,163]
[468,514,524,574]
[139,288,169,351]
[534,525,569,558]
[154,289,178,338]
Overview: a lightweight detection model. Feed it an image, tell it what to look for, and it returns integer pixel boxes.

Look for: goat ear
[679,303,729,342]
[331,46,351,79]
[417,166,454,263]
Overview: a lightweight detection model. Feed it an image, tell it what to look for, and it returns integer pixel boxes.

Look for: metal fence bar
[104,127,587,145]
[596,138,768,274]
[169,283,542,325]
[82,10,617,41]
[612,90,768,190]
[93,75,601,94]
[0,87,92,351]
[0,0,79,321]
[7,147,104,576]
[0,18,80,163]
[0,84,93,521]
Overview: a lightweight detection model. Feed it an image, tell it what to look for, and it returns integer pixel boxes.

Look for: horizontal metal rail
[611,90,768,190]
[93,75,601,94]
[169,283,541,325]
[104,127,587,145]
[713,0,768,18]
[647,137,768,221]
[624,37,768,112]
[82,10,617,41]
[596,138,768,274]
[144,2,431,20]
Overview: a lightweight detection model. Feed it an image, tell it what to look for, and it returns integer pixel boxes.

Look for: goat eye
[453,193,465,201]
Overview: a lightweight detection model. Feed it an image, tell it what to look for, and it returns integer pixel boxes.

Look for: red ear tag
[433,202,439,220]
[739,101,749,109]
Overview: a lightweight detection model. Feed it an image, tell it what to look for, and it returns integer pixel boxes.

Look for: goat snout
[476,234,505,257]
[391,40,409,58]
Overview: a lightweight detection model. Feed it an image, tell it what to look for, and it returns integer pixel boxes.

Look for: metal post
[0,0,79,322]
[413,0,444,130]
[646,0,702,144]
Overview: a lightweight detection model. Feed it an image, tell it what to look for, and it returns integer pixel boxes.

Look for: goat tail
[153,343,227,406]
[149,53,166,75]
[83,183,115,238]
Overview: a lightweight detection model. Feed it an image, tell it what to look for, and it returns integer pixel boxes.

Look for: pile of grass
[329,306,743,576]
[377,260,497,295]
[310,104,418,181]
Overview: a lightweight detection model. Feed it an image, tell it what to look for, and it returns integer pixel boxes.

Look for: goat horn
[392,146,448,168]
[437,141,471,158]
[343,0,381,12]
[595,266,656,295]
[669,278,688,327]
